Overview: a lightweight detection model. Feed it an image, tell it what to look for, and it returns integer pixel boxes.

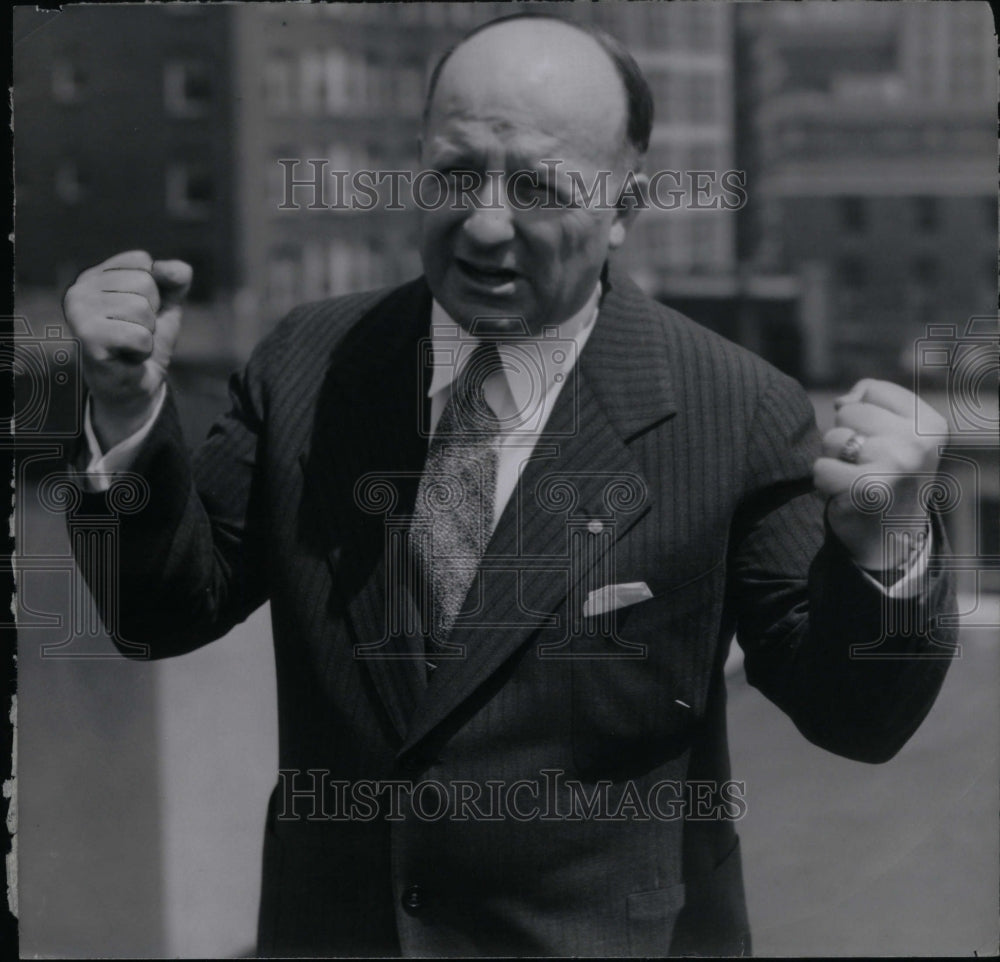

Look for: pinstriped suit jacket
[73,262,957,957]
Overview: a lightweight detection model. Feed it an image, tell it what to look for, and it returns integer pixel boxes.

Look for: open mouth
[455,259,519,288]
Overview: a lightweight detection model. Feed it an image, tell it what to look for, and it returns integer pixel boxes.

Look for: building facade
[737,1,997,383]
[14,4,237,305]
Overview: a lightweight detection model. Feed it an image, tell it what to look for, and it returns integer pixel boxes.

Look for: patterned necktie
[412,341,503,670]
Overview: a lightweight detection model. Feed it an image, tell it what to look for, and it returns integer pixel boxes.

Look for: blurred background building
[12,2,998,958]
[15,4,238,307]
[15,2,996,384]
[737,1,997,384]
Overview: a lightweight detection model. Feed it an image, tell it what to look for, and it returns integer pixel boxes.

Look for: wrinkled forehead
[426,21,629,165]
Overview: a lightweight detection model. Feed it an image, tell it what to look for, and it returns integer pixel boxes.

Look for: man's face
[418,21,638,335]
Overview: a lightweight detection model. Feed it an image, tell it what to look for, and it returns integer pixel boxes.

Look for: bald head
[416,14,652,336]
[423,15,652,161]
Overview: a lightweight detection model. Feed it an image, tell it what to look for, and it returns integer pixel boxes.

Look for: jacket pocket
[571,563,724,778]
[626,882,686,956]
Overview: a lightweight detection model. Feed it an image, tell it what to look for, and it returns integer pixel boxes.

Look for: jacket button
[402,884,424,911]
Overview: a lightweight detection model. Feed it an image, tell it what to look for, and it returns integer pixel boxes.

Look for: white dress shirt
[425,283,601,528]
[83,382,167,486]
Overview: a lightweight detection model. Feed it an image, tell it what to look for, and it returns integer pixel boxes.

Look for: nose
[461,175,515,247]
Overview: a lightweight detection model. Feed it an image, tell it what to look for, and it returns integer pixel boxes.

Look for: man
[62,15,956,958]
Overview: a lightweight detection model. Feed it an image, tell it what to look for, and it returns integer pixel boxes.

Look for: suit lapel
[299,278,433,740]
[399,263,678,757]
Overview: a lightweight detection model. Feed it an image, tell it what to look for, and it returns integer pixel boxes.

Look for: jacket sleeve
[726,372,958,763]
[67,350,272,659]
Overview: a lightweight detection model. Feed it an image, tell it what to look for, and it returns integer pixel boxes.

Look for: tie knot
[448,340,503,435]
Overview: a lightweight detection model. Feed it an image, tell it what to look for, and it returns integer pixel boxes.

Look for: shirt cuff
[82,385,167,492]
[856,528,933,599]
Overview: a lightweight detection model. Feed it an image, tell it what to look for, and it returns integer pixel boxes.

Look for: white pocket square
[583,582,654,618]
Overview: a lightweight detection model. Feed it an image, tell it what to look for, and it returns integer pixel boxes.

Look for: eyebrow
[426,145,568,180]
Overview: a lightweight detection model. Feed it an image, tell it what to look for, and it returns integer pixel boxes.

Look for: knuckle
[112,324,153,355]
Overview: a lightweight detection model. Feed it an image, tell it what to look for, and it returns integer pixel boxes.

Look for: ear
[609,170,648,250]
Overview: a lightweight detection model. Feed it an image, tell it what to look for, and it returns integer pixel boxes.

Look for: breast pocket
[570,563,723,778]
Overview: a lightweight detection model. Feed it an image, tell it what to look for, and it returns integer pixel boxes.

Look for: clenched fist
[63,250,192,450]
[813,378,949,574]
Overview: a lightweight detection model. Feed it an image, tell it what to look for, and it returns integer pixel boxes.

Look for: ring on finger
[839,432,866,464]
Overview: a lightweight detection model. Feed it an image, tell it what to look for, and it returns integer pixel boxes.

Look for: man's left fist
[813,378,949,572]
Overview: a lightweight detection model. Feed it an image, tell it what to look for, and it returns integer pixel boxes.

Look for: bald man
[63,14,956,958]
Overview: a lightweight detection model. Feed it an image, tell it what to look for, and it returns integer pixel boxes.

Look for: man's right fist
[62,250,192,450]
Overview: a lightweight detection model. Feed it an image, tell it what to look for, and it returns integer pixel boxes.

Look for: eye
[439,166,479,181]
[507,174,566,209]
[543,183,573,208]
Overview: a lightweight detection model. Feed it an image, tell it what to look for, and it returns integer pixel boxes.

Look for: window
[664,216,693,272]
[837,256,867,318]
[688,76,719,125]
[985,256,998,299]
[300,52,325,114]
[911,256,939,286]
[838,257,867,290]
[840,197,866,233]
[348,53,369,112]
[670,73,694,125]
[52,60,84,103]
[164,62,213,117]
[324,49,349,114]
[688,145,718,174]
[268,147,296,209]
[174,250,214,303]
[263,56,292,113]
[166,164,215,219]
[268,247,300,311]
[329,238,353,295]
[55,162,85,204]
[364,62,390,112]
[302,242,329,300]
[690,217,718,273]
[366,236,386,288]
[301,48,352,115]
[909,256,938,324]
[424,4,449,26]
[688,5,719,51]
[395,65,424,113]
[448,3,480,25]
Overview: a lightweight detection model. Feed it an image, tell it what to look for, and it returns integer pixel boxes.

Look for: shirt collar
[426,283,602,415]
